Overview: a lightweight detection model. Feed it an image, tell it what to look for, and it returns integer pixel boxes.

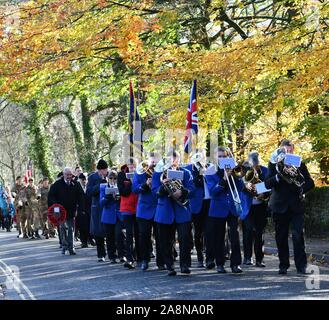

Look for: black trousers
[191,199,210,262]
[95,236,106,258]
[242,203,267,262]
[4,216,12,231]
[205,214,241,267]
[122,214,140,263]
[273,210,307,270]
[137,218,164,266]
[104,222,125,259]
[157,222,191,269]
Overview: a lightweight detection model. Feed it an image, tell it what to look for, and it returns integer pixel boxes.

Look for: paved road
[0,230,328,300]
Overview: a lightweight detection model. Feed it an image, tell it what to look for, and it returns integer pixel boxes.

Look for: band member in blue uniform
[241,151,269,267]
[87,159,108,262]
[205,146,244,274]
[185,153,210,268]
[100,170,125,264]
[265,139,314,275]
[132,152,164,271]
[152,150,195,276]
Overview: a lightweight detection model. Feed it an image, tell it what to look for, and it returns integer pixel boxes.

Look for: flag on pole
[128,81,141,158]
[184,80,198,156]
[24,159,33,184]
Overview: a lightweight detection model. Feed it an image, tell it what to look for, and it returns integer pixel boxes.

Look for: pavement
[264,232,329,266]
[0,229,329,300]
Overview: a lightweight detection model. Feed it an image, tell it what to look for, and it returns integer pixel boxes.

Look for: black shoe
[35,232,41,239]
[197,261,204,268]
[206,262,215,270]
[256,262,266,268]
[110,258,117,264]
[124,261,135,269]
[30,235,36,240]
[157,265,166,271]
[98,257,106,262]
[167,269,177,276]
[297,267,308,275]
[23,233,28,239]
[62,249,66,255]
[81,244,88,248]
[45,234,49,239]
[141,261,149,271]
[217,266,227,273]
[243,258,253,265]
[119,257,126,263]
[17,233,21,238]
[181,267,191,274]
[89,239,96,246]
[69,250,76,255]
[231,266,243,274]
[279,268,288,275]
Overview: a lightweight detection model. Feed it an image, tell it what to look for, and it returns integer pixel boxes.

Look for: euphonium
[270,147,305,188]
[155,158,188,207]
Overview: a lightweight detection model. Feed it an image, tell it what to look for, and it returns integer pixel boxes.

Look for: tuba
[270,147,305,188]
[155,158,188,207]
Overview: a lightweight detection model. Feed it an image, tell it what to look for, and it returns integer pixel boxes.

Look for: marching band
[0,139,315,276]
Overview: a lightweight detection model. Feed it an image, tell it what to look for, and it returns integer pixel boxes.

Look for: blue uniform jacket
[100,183,120,225]
[152,168,195,224]
[185,164,204,214]
[132,172,157,220]
[86,172,106,237]
[205,169,244,218]
[240,165,268,220]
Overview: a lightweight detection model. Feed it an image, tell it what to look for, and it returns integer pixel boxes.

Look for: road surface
[0,230,328,300]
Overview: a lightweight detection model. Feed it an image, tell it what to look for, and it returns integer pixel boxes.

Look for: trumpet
[190,152,208,175]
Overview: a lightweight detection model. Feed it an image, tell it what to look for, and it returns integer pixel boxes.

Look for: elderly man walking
[48,167,82,255]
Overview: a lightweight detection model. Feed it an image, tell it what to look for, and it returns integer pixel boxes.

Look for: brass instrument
[270,147,305,188]
[190,152,208,175]
[244,167,270,202]
[221,148,248,207]
[155,158,188,207]
[136,160,154,178]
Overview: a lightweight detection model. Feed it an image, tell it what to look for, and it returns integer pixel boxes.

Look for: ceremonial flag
[184,80,198,155]
[24,159,33,184]
[128,81,141,157]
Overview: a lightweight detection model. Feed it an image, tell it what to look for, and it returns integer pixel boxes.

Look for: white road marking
[0,259,36,300]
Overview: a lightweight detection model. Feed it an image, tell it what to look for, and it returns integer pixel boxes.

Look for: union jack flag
[24,159,33,184]
[184,80,198,155]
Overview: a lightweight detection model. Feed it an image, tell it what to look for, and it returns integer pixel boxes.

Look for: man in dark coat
[265,139,315,275]
[87,159,108,261]
[48,167,82,255]
[76,173,92,248]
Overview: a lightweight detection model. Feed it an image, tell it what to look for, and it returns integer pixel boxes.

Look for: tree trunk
[27,101,52,180]
[80,95,96,172]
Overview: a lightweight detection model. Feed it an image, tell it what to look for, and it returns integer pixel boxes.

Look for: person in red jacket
[118,159,139,269]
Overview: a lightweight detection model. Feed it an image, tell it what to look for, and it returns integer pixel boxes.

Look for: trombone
[222,148,247,206]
